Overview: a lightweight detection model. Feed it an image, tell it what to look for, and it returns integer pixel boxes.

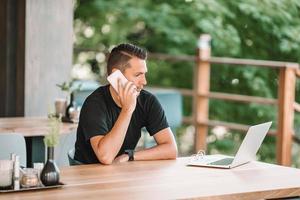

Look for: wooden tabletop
[1,158,300,200]
[0,117,77,137]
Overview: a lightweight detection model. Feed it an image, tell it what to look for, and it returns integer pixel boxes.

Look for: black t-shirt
[74,85,169,164]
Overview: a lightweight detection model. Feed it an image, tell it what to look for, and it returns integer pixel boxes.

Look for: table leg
[25,136,45,167]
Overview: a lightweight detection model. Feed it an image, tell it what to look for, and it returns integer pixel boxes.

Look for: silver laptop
[188,121,272,169]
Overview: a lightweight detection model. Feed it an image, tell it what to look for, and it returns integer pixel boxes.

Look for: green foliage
[56,81,82,94]
[44,116,61,147]
[74,0,300,164]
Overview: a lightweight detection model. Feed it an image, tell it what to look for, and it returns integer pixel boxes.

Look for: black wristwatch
[124,149,134,161]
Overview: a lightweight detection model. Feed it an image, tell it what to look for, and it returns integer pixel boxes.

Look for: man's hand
[118,79,138,113]
[113,154,129,164]
[130,128,177,161]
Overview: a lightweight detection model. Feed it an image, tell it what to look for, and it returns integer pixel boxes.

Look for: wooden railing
[148,34,300,166]
[74,36,300,166]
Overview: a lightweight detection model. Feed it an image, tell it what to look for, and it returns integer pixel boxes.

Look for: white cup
[55,98,67,117]
[33,162,44,180]
[70,107,80,123]
[0,160,13,188]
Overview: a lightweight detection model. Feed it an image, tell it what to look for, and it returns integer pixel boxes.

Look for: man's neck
[109,85,122,107]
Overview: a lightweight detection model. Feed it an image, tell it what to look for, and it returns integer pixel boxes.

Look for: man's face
[123,57,148,93]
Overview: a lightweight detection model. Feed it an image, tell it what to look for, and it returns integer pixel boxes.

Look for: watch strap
[125,149,134,161]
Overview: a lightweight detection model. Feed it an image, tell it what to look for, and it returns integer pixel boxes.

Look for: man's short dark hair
[107,43,147,75]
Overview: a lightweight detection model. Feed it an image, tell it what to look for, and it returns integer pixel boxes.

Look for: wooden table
[0,117,77,136]
[0,117,77,166]
[1,158,300,199]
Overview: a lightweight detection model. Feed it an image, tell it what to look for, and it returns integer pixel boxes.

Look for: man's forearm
[134,142,177,161]
[96,110,132,164]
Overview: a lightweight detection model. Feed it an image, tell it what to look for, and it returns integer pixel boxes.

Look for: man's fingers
[124,81,132,92]
[118,78,124,98]
[124,81,136,95]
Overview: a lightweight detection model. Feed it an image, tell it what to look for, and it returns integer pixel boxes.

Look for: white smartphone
[107,70,128,94]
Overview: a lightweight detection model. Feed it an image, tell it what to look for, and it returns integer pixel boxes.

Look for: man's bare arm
[114,127,177,163]
[90,109,132,165]
[90,81,137,165]
[134,128,177,160]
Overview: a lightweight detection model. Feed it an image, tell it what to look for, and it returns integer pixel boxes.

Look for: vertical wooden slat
[277,66,296,166]
[0,0,8,116]
[16,0,26,116]
[194,34,211,151]
[0,0,25,117]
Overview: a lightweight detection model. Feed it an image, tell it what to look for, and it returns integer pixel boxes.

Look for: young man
[74,43,177,165]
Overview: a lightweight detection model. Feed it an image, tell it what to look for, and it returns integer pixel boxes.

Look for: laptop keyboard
[209,158,234,165]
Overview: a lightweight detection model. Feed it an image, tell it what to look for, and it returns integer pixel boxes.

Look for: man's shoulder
[139,89,155,99]
[138,89,163,111]
[79,85,111,120]
[139,89,156,104]
[86,85,108,99]
[83,85,109,106]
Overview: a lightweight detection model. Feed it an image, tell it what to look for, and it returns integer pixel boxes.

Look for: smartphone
[107,70,128,94]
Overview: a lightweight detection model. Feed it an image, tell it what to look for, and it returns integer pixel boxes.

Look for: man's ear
[111,68,118,73]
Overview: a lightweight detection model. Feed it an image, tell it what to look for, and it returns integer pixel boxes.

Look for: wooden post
[277,66,296,166]
[194,34,211,151]
[0,0,25,117]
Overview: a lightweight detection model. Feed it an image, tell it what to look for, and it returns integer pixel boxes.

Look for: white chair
[67,148,82,166]
[0,133,27,167]
[54,131,77,167]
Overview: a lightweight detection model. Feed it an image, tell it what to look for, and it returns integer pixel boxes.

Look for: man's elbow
[97,153,114,165]
[169,143,178,159]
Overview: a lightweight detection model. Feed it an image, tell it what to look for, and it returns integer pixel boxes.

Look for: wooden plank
[0,0,8,117]
[210,57,299,69]
[182,117,277,135]
[149,87,278,106]
[146,86,194,96]
[0,117,77,136]
[148,52,196,62]
[15,0,26,116]
[203,120,277,135]
[147,52,299,69]
[1,158,300,199]
[74,48,299,70]
[206,92,278,105]
[0,0,25,117]
[182,116,193,124]
[295,69,300,77]
[277,67,296,166]
[182,117,300,144]
[144,52,300,69]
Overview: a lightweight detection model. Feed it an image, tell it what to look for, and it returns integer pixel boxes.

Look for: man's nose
[141,75,147,85]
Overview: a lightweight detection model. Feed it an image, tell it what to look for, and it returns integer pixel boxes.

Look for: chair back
[153,90,182,131]
[0,133,27,167]
[67,148,82,166]
[142,88,182,148]
[55,132,77,167]
[72,80,100,107]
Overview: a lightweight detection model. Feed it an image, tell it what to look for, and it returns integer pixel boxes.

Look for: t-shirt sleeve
[145,95,169,136]
[79,98,109,142]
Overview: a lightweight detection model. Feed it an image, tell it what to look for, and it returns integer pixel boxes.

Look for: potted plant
[40,115,61,186]
[56,80,82,119]
[56,80,82,101]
